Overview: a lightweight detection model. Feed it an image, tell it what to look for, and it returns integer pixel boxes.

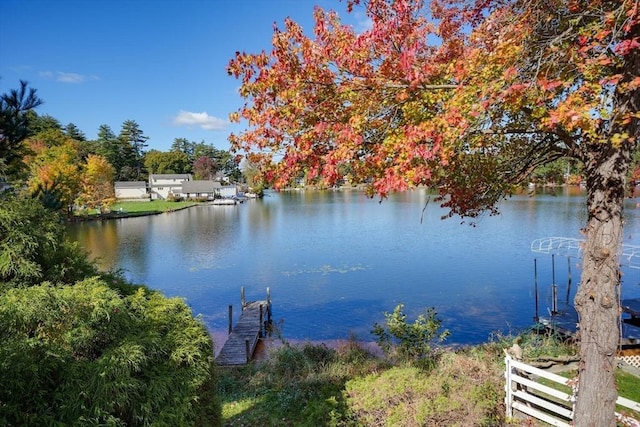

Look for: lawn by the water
[111,200,197,214]
[74,200,198,219]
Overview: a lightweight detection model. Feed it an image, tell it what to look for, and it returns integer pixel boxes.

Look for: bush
[0,279,219,426]
[0,196,96,288]
[372,303,450,367]
[166,194,184,202]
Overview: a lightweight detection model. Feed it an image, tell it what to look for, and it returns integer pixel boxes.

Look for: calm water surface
[67,188,640,346]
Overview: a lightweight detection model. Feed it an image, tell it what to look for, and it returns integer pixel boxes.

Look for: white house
[148,174,192,200]
[180,180,238,200]
[181,180,222,199]
[114,181,149,200]
[219,184,238,199]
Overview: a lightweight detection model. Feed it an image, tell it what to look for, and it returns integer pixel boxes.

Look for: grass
[618,369,640,403]
[111,200,197,213]
[216,331,640,426]
[534,368,640,424]
[73,200,198,219]
[217,338,509,426]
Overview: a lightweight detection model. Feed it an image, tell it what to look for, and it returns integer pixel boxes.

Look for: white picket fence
[505,354,640,426]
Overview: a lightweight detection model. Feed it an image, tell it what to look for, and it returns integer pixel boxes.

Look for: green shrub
[0,196,96,289]
[0,279,220,426]
[372,303,450,366]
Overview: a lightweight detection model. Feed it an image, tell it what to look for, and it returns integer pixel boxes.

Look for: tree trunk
[573,32,639,423]
[572,141,628,426]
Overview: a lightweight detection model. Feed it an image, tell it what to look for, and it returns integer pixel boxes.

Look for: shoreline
[209,329,384,360]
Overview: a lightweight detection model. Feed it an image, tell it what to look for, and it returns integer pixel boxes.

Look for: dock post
[566,257,572,304]
[266,287,272,322]
[259,304,264,337]
[534,259,539,323]
[245,339,250,363]
[241,286,245,309]
[228,305,233,335]
[551,254,557,315]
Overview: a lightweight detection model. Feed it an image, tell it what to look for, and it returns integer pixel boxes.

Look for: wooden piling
[216,288,272,366]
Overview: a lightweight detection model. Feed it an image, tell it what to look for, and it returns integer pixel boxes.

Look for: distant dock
[216,287,272,366]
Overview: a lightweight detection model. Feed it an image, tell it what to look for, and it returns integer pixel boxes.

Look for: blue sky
[0,0,367,152]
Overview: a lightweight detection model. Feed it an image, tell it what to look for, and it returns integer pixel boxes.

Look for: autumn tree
[27,137,83,215]
[193,155,216,180]
[80,154,115,213]
[0,80,43,179]
[227,0,639,425]
[242,157,266,193]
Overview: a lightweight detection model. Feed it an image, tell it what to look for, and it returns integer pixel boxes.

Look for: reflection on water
[66,187,640,345]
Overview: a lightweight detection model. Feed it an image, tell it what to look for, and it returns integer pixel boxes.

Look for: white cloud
[172,110,228,130]
[39,71,99,83]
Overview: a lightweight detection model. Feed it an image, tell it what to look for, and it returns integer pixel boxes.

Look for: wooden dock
[216,288,272,366]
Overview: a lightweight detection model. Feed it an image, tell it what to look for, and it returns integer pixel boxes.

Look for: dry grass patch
[344,349,505,426]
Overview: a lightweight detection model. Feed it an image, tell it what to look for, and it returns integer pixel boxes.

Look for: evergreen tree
[95,124,122,177]
[63,122,86,141]
[170,138,195,162]
[25,113,62,135]
[118,120,148,180]
[0,80,43,178]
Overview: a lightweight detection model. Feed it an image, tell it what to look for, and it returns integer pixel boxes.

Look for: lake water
[67,187,640,346]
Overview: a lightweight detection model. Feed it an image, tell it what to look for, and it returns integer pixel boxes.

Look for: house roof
[149,174,192,182]
[182,180,222,193]
[115,181,147,188]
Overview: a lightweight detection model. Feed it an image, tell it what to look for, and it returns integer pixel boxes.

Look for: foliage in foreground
[0,196,220,426]
[346,349,504,427]
[219,329,640,426]
[0,278,219,426]
[218,339,506,427]
[372,303,450,366]
[0,196,95,288]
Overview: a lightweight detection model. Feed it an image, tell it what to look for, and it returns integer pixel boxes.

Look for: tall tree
[227,1,639,424]
[213,149,241,181]
[26,113,62,135]
[193,141,217,161]
[118,120,148,180]
[63,122,86,141]
[144,149,189,175]
[170,138,195,162]
[0,80,43,179]
[94,124,125,177]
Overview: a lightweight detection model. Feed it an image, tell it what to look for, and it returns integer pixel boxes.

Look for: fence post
[505,353,513,419]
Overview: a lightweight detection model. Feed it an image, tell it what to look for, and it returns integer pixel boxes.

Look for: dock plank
[216,301,269,366]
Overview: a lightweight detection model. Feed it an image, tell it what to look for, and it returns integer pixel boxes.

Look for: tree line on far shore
[1,80,242,215]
